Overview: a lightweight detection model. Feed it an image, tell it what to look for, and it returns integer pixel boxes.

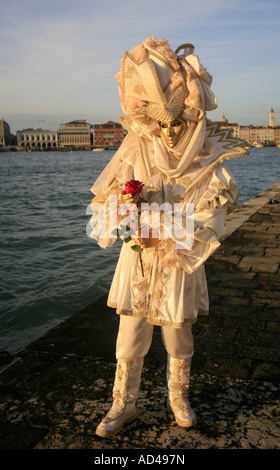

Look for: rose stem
[139,252,144,277]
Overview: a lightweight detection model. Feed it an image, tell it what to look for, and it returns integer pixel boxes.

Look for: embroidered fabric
[101,359,143,423]
[168,357,191,394]
[167,356,197,427]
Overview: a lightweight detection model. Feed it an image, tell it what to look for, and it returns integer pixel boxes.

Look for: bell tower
[270,108,276,127]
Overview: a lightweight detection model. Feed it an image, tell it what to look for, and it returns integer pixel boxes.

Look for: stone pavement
[0,182,280,450]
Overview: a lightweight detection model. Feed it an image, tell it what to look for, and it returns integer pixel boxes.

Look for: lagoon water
[1,147,280,354]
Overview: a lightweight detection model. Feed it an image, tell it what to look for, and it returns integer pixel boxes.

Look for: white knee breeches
[116,315,194,360]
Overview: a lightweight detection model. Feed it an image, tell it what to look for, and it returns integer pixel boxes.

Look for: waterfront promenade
[0,181,280,450]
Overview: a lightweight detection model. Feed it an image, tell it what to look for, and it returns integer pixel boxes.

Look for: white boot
[166,355,197,428]
[96,358,143,438]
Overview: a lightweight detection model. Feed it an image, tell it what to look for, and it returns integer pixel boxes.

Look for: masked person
[88,36,248,438]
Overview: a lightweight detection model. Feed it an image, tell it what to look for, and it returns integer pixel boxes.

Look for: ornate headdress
[91,36,248,204]
[115,36,218,129]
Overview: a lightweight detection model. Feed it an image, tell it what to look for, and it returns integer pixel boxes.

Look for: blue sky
[1,0,279,133]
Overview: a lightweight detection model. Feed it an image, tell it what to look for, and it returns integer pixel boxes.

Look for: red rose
[122,180,144,196]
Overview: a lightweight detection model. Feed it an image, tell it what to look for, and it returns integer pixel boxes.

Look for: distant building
[274,126,280,145]
[220,110,280,146]
[270,108,276,128]
[0,119,16,146]
[93,121,127,148]
[58,120,92,149]
[16,128,58,149]
[239,125,276,146]
[219,115,240,138]
[239,126,249,144]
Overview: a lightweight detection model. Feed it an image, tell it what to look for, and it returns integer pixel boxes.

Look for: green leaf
[138,197,147,204]
[131,244,143,253]
[124,236,132,243]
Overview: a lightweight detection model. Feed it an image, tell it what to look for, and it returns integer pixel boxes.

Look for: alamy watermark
[86,195,194,249]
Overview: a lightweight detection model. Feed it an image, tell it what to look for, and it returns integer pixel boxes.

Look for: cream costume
[88,37,248,438]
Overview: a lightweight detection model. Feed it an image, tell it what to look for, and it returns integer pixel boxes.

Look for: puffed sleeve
[173,163,238,274]
[87,181,124,249]
[86,141,137,248]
